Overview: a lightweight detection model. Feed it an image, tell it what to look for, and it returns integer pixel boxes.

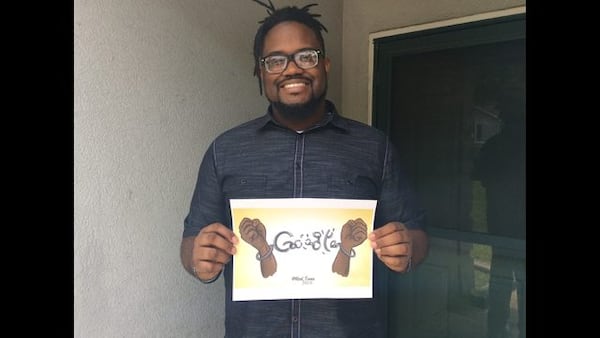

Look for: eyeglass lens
[263,50,319,73]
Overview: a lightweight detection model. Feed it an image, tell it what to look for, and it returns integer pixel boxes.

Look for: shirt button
[292,316,298,322]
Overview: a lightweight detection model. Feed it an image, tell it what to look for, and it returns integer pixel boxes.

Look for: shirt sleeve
[375,139,426,231]
[182,141,227,238]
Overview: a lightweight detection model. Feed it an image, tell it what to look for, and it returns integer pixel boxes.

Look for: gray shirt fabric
[183,100,425,338]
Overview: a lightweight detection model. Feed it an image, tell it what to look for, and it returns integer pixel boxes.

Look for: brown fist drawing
[239,217,277,278]
[332,218,368,277]
[341,218,368,249]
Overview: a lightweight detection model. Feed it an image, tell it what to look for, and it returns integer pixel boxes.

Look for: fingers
[376,254,411,273]
[192,255,228,280]
[240,218,264,241]
[240,221,257,241]
[193,243,233,264]
[373,241,411,257]
[239,218,268,249]
[201,222,239,245]
[193,259,224,279]
[370,222,412,272]
[342,219,368,244]
[193,223,237,274]
[369,222,409,249]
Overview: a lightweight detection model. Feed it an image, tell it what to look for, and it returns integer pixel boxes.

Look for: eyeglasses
[260,49,323,74]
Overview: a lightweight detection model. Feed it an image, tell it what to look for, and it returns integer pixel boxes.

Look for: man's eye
[298,53,315,63]
[268,57,285,66]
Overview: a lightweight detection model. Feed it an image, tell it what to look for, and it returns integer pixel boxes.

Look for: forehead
[262,21,321,55]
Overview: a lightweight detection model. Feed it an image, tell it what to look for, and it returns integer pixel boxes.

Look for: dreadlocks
[251,1,328,95]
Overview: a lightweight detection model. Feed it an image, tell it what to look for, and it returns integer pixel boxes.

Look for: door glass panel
[376,15,526,338]
[387,238,525,338]
[389,39,525,239]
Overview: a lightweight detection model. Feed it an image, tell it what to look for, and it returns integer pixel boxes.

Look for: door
[372,13,526,338]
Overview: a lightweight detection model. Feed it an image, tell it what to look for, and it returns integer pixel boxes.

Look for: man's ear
[324,57,331,74]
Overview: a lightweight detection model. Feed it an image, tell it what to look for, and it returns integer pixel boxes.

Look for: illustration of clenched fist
[332,218,368,277]
[239,217,277,278]
[341,218,368,249]
[239,217,268,249]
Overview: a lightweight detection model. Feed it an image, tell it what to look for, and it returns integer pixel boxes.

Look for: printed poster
[230,198,377,301]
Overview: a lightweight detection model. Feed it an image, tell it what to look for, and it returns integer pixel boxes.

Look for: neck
[272,99,328,131]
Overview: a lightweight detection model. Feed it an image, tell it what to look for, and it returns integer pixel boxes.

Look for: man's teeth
[284,83,306,88]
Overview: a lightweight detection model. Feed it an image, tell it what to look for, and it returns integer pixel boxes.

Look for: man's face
[260,21,330,112]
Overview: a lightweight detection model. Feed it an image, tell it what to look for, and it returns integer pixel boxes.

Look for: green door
[373,14,526,338]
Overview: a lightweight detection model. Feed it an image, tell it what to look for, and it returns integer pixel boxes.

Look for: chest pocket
[222,175,267,199]
[328,173,378,199]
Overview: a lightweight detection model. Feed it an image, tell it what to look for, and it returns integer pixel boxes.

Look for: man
[180,2,428,337]
[473,88,526,338]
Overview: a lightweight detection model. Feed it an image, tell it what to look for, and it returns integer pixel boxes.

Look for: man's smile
[278,79,311,95]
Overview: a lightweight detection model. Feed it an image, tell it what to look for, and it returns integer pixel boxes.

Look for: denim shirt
[183,100,425,338]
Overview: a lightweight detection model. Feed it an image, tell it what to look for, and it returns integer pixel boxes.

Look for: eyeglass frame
[259,48,323,74]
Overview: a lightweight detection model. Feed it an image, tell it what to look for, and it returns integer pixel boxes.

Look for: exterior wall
[74,1,341,337]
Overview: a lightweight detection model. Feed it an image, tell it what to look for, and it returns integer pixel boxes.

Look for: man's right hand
[183,223,238,282]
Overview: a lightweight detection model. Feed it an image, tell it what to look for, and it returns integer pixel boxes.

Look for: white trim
[367,6,526,126]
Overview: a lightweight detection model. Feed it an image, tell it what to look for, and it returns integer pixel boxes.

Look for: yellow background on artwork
[232,206,374,290]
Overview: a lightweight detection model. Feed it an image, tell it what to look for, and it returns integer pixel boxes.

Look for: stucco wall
[341,0,526,124]
[74,1,341,337]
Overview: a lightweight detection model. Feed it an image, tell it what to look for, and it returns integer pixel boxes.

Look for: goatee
[272,89,327,122]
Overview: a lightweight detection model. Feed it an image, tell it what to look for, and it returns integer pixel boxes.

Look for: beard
[271,85,328,122]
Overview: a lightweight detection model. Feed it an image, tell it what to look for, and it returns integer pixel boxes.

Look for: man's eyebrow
[263,47,318,57]
[262,50,286,57]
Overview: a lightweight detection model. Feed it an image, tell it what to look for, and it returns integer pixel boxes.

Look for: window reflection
[471,86,526,338]
[468,243,525,338]
[381,26,526,338]
[393,240,526,338]
[471,85,526,240]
